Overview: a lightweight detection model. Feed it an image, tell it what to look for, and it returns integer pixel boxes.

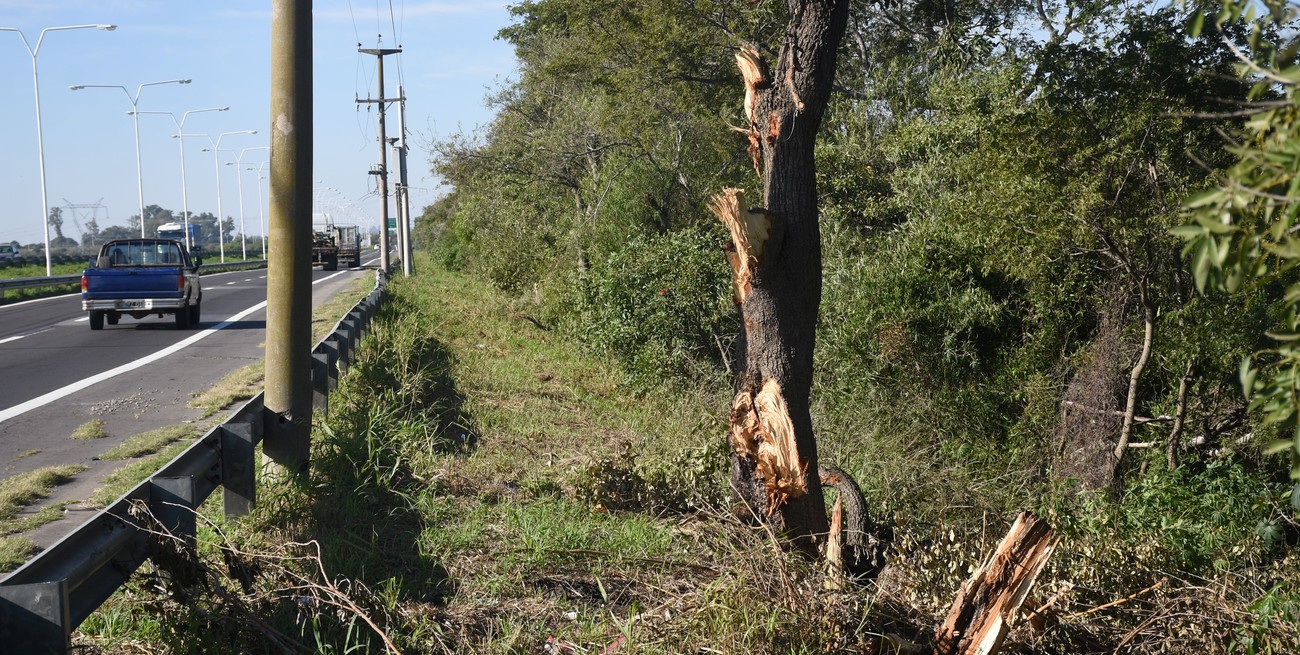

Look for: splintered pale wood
[934,511,1058,655]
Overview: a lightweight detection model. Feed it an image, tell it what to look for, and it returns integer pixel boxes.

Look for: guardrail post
[336,322,355,368]
[322,339,339,391]
[312,351,329,413]
[0,580,69,655]
[221,421,257,517]
[347,310,364,341]
[150,476,198,546]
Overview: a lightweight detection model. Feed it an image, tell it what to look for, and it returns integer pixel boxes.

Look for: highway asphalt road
[0,261,377,549]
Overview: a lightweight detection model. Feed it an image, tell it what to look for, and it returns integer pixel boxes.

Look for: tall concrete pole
[390,139,410,277]
[396,84,413,276]
[263,0,313,473]
[358,47,400,274]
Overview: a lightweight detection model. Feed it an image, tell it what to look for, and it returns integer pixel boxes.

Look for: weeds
[190,363,264,419]
[0,535,37,571]
[97,425,196,461]
[70,419,110,440]
[0,465,86,521]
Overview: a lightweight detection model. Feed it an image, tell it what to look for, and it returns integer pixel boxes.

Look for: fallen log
[933,511,1058,655]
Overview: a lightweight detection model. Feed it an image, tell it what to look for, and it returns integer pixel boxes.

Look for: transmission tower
[63,198,107,248]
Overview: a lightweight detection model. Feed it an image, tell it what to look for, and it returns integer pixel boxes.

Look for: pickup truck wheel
[188,302,201,326]
[175,305,192,329]
[89,310,104,331]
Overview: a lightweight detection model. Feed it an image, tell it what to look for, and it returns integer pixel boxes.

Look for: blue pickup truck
[80,238,203,330]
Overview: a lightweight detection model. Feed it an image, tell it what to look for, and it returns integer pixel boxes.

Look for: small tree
[47,207,65,240]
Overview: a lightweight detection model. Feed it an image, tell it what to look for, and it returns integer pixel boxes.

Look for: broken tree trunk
[821,464,886,583]
[714,0,852,555]
[934,512,1058,655]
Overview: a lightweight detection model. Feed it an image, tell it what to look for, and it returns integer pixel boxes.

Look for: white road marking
[0,301,268,425]
[0,291,79,309]
[0,267,353,426]
[0,335,25,345]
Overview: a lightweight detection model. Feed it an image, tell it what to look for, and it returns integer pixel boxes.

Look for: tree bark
[718,0,851,552]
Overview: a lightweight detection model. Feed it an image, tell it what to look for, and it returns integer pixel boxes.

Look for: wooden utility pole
[357,47,401,274]
[263,0,313,472]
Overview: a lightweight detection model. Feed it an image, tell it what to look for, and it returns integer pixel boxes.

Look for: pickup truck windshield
[103,241,186,267]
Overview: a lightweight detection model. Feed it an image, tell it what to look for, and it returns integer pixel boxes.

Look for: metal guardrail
[0,260,270,296]
[0,269,387,654]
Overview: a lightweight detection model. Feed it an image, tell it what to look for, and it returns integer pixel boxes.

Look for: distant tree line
[40,204,238,250]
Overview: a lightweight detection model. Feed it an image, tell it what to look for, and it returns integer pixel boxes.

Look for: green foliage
[573,438,728,512]
[1063,460,1287,571]
[1177,1,1300,479]
[569,230,735,389]
[1234,585,1300,655]
[418,2,1300,648]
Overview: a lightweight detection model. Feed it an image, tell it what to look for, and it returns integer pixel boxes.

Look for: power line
[392,0,405,87]
[346,0,361,46]
[388,0,398,44]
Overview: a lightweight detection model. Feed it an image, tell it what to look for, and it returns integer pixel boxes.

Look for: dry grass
[97,425,196,461]
[0,466,86,521]
[70,418,111,440]
[0,535,37,571]
[189,363,264,419]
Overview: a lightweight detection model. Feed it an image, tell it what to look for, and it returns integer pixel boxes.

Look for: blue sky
[0,1,517,247]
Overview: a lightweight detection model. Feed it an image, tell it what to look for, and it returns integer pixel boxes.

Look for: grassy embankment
[73,257,865,654]
[66,256,1300,654]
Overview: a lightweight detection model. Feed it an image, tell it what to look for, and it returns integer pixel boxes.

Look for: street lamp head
[98,25,117,31]
[180,79,192,84]
[69,85,83,90]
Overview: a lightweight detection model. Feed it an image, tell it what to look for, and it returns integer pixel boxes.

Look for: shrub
[570,230,735,389]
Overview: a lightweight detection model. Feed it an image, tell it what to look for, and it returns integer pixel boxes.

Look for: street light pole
[69,79,191,237]
[133,107,228,250]
[228,146,269,260]
[196,130,258,262]
[250,162,270,259]
[1,23,116,276]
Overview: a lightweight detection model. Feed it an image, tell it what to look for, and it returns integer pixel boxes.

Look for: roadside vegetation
[96,425,197,462]
[70,419,110,441]
[0,466,87,570]
[39,1,1300,653]
[70,259,1299,653]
